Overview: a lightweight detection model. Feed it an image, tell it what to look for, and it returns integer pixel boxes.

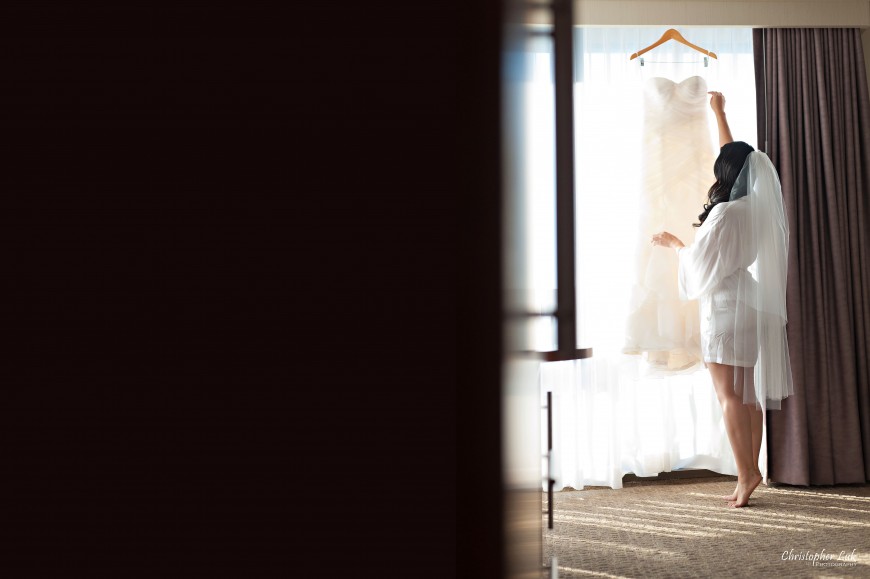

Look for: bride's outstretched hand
[708,91,725,115]
[651,231,685,249]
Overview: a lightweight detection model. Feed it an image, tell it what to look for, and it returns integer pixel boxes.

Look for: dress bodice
[643,76,709,116]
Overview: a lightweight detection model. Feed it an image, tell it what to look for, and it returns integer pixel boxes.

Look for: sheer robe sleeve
[676,202,749,301]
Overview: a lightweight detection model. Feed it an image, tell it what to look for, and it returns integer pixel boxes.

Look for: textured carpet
[544,476,870,578]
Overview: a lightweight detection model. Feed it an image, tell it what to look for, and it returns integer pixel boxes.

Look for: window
[529,27,759,490]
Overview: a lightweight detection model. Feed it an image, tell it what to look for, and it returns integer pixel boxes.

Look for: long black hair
[694,141,754,227]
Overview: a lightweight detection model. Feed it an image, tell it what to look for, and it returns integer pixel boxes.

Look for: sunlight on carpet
[544,476,870,578]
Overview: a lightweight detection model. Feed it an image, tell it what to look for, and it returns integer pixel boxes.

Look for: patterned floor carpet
[543,476,870,578]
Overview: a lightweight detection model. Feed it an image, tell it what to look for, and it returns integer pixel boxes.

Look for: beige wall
[524,0,870,26]
[573,1,870,27]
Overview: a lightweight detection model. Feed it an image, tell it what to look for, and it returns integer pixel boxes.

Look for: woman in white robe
[652,92,794,508]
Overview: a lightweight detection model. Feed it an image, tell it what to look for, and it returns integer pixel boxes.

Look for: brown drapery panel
[753,28,870,486]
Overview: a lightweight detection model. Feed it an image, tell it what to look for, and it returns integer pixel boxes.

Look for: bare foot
[726,471,762,508]
[721,470,761,501]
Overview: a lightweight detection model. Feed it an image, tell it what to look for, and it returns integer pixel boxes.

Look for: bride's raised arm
[708,91,734,148]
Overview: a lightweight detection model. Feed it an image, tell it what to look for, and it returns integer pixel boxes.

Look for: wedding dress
[623,75,716,371]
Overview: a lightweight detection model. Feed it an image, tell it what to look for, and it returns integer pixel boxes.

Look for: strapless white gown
[622,75,717,371]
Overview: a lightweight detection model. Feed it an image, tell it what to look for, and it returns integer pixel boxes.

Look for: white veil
[728,151,795,410]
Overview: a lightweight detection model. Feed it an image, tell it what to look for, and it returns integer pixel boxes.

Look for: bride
[651,91,795,508]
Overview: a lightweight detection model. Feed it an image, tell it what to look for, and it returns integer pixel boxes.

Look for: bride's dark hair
[694,141,755,227]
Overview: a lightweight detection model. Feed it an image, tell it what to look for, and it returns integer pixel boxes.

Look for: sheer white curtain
[529,28,758,490]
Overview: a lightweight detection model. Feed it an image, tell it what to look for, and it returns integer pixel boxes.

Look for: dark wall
[457,0,505,577]
[5,5,460,575]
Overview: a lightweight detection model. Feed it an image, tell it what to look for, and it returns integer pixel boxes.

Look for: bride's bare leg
[708,363,762,507]
[723,368,764,501]
[748,402,763,471]
[723,405,763,500]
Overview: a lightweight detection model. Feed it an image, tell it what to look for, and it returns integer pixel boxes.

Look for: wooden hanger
[629,29,718,61]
